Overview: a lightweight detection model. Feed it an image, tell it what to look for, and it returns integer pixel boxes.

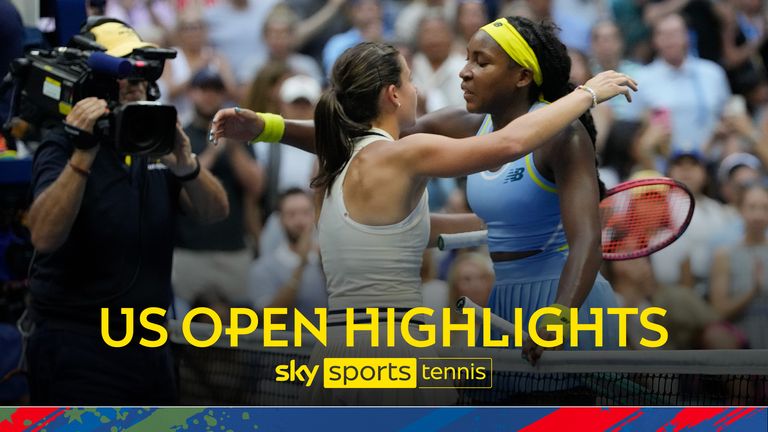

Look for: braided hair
[506,17,606,198]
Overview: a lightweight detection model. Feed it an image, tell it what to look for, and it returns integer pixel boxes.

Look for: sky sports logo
[275,358,492,389]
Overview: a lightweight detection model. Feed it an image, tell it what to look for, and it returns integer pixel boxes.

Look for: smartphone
[650,108,671,130]
[723,95,748,118]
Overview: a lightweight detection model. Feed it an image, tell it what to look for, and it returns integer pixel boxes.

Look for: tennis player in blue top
[212,17,630,365]
[410,16,624,362]
[462,18,622,362]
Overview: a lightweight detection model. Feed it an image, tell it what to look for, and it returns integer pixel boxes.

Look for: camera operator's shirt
[28,127,182,329]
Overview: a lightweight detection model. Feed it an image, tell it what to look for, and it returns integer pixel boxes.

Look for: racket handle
[455,296,528,340]
[437,230,488,251]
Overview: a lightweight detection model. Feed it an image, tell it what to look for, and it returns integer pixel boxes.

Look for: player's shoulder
[538,118,593,167]
[555,118,590,147]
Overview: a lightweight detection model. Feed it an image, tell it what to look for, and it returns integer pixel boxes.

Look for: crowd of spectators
[5,0,768,360]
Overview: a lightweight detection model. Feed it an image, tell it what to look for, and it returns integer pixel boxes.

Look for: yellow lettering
[640,307,668,348]
[514,308,524,347]
[183,307,222,347]
[569,308,603,348]
[295,308,326,347]
[402,307,434,348]
[482,308,508,347]
[529,307,563,348]
[441,307,474,348]
[264,308,288,347]
[606,307,638,348]
[225,308,259,347]
[346,308,379,347]
[386,308,396,347]
[275,364,290,382]
[101,308,134,348]
[138,307,167,348]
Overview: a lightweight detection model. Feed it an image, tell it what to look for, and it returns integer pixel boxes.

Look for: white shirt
[627,57,731,153]
[553,0,610,52]
[395,1,457,44]
[651,195,730,286]
[248,243,326,320]
[254,142,317,192]
[205,0,280,83]
[411,52,467,112]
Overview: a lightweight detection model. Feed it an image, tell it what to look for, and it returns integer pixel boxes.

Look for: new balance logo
[504,167,525,183]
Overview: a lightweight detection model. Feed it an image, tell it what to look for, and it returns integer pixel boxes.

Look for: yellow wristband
[251,113,286,143]
[538,303,571,333]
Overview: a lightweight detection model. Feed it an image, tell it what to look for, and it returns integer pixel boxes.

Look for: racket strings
[601,184,693,260]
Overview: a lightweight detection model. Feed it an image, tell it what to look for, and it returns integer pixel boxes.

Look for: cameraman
[24,19,228,405]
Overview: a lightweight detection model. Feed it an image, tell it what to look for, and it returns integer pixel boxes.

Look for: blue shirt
[467,114,568,255]
[322,27,394,76]
[627,57,731,154]
[591,59,643,121]
[322,28,363,76]
[205,0,281,83]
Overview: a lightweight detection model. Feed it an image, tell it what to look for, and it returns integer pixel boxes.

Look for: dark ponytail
[312,42,403,194]
[506,17,607,198]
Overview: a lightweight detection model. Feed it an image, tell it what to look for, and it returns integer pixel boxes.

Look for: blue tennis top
[467,111,569,255]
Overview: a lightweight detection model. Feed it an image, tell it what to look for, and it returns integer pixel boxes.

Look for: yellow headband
[480,18,543,87]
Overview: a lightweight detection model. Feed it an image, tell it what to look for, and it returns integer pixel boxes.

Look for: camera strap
[63,123,100,150]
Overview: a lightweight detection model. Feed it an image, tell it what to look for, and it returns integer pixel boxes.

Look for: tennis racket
[456,295,529,340]
[438,177,695,261]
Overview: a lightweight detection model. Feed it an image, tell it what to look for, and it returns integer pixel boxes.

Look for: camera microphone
[86,52,133,78]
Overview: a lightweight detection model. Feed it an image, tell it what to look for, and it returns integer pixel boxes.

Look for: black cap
[669,149,705,165]
[189,68,225,91]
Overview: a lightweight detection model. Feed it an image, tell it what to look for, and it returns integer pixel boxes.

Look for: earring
[396,102,401,108]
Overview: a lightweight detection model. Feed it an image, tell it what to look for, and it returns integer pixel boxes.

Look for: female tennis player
[454,17,624,363]
[214,36,633,400]
[318,41,632,404]
[384,17,624,365]
[215,19,630,368]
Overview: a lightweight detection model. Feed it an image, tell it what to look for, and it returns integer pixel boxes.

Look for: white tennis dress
[306,128,456,405]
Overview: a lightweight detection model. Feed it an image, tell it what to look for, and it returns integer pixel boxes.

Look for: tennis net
[169,320,768,405]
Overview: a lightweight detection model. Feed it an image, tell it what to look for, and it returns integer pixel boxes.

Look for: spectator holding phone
[633,109,673,173]
[627,14,731,156]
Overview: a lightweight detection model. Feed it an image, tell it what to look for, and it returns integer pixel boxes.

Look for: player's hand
[521,327,563,366]
[65,97,109,134]
[210,107,264,145]
[584,70,638,104]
